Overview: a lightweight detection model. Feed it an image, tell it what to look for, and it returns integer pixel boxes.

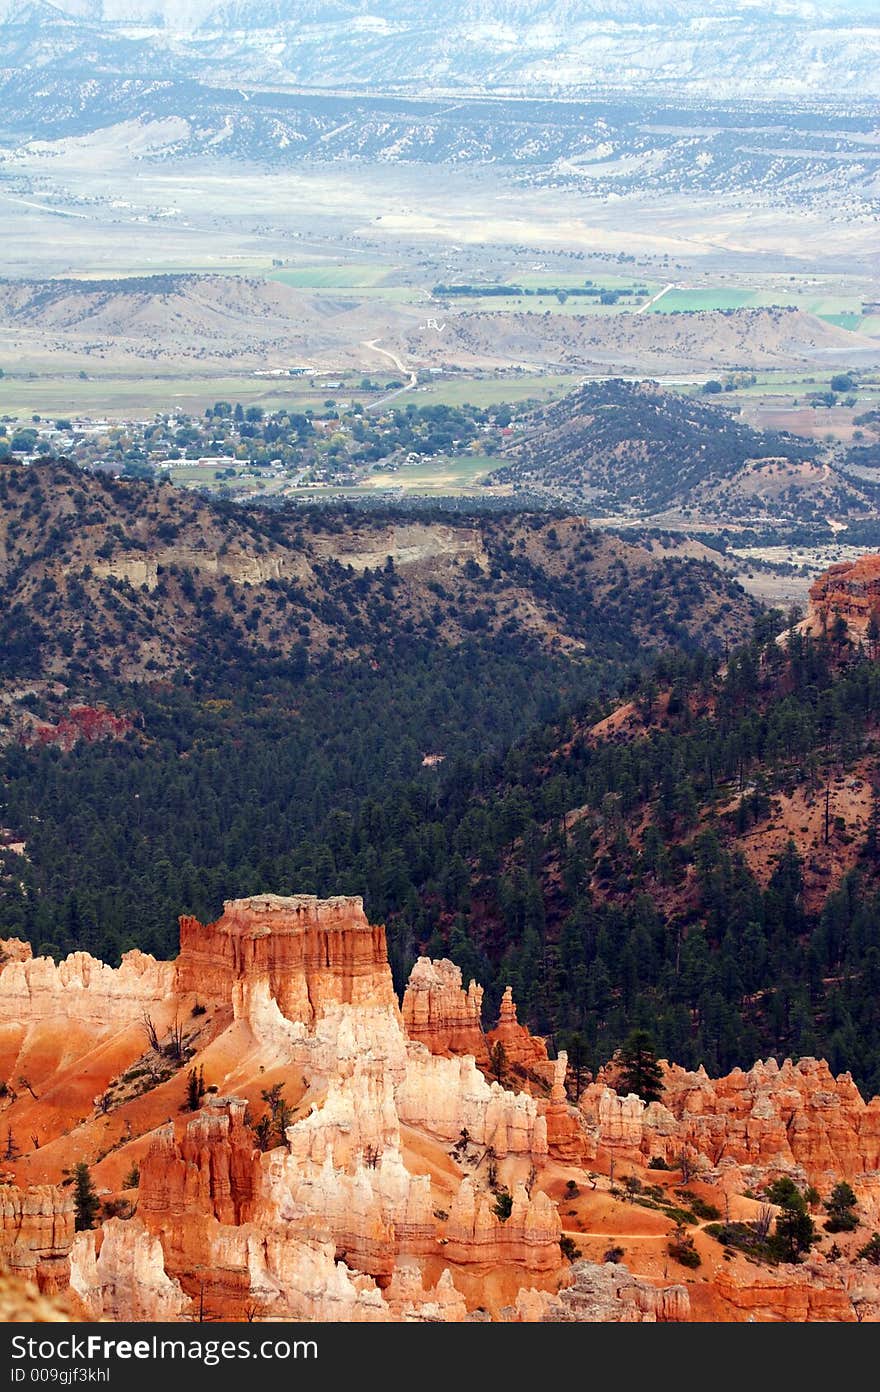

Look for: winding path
[362,339,418,411]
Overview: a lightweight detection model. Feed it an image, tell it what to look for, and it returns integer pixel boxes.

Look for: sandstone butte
[0,894,879,1322]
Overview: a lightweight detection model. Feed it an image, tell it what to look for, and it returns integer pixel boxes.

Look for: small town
[0,391,522,499]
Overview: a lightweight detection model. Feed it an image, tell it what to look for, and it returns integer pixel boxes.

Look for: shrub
[676,1189,721,1221]
[662,1204,697,1226]
[667,1225,701,1269]
[824,1181,859,1234]
[101,1196,134,1220]
[73,1162,100,1232]
[493,1189,513,1222]
[560,1234,581,1262]
[765,1177,815,1262]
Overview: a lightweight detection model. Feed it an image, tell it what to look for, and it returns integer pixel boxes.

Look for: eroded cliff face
[486,986,554,1081]
[528,1261,691,1323]
[714,1257,880,1323]
[401,957,487,1063]
[0,939,173,1024]
[3,898,880,1322]
[0,1185,74,1293]
[175,895,397,1026]
[805,554,880,643]
[580,1056,880,1191]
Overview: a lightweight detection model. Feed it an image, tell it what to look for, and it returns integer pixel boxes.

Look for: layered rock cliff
[805,555,880,644]
[175,895,397,1026]
[486,986,554,1082]
[0,1185,74,1293]
[401,957,487,1064]
[4,894,880,1323]
[533,1261,691,1323]
[0,938,174,1024]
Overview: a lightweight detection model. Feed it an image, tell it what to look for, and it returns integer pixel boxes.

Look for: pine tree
[616,1029,664,1104]
[489,1040,507,1083]
[825,1181,859,1233]
[186,1065,205,1112]
[73,1162,101,1232]
[766,1177,814,1262]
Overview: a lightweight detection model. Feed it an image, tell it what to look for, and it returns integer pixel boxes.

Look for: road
[636,282,677,314]
[362,339,418,411]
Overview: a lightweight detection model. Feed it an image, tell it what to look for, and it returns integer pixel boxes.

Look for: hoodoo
[1,895,879,1322]
[175,894,397,1023]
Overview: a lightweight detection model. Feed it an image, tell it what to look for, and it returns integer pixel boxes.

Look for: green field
[516,273,659,293]
[650,289,753,313]
[268,264,395,289]
[434,294,639,316]
[0,367,579,421]
[0,374,373,419]
[649,285,876,331]
[408,374,577,408]
[167,464,291,496]
[821,314,864,331]
[169,452,505,501]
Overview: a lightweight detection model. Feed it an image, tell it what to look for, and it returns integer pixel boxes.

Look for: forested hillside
[4,590,880,1093]
[491,380,874,519]
[389,623,880,1095]
[0,460,754,703]
[5,460,880,1096]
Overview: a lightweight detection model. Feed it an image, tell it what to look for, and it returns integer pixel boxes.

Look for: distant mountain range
[1,0,879,100]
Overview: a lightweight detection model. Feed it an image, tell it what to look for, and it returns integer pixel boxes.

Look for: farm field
[65,260,276,279]
[363,452,505,492]
[268,264,397,288]
[0,369,578,422]
[650,284,879,331]
[0,374,377,418]
[516,273,659,292]
[168,452,508,501]
[405,374,577,408]
[650,289,753,312]
[166,464,294,497]
[428,294,640,315]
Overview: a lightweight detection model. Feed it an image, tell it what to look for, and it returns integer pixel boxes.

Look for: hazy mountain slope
[1,0,878,98]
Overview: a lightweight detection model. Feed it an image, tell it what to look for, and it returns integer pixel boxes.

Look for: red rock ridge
[805,554,880,643]
[6,895,880,1322]
[579,1055,880,1191]
[486,986,554,1081]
